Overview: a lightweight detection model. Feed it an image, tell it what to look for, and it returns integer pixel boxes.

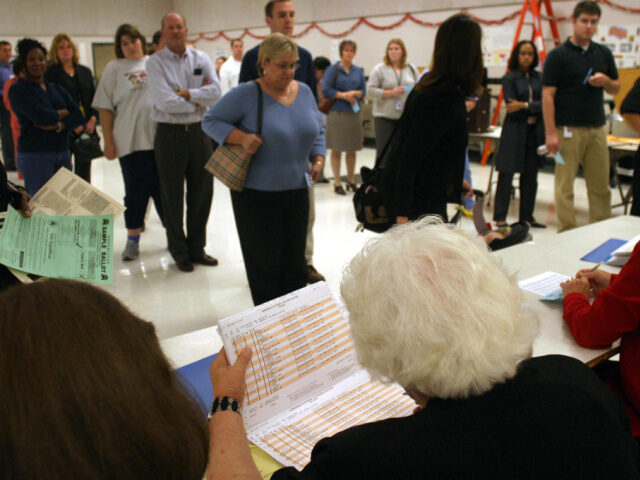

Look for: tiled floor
[6,145,630,341]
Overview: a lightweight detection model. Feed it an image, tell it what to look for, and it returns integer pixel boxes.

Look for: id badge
[563,126,573,138]
[395,100,403,111]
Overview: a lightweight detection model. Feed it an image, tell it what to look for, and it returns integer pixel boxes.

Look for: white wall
[184,1,637,78]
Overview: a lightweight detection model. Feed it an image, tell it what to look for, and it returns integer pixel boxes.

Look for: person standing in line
[620,76,640,216]
[366,38,418,164]
[0,41,15,171]
[203,34,325,306]
[219,38,244,95]
[92,24,165,262]
[45,33,98,183]
[314,56,330,183]
[9,38,83,195]
[542,0,619,232]
[322,40,366,195]
[493,40,546,229]
[239,0,325,285]
[146,12,221,273]
[3,60,22,171]
[151,30,165,54]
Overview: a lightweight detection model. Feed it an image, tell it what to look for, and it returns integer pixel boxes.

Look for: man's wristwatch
[208,396,241,419]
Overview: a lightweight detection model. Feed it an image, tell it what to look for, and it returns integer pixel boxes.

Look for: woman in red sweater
[561,244,640,439]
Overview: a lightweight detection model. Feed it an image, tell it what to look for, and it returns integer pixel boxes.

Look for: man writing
[239,0,325,285]
[147,13,221,272]
[542,0,620,232]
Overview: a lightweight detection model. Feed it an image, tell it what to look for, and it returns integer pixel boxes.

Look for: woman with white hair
[207,218,639,479]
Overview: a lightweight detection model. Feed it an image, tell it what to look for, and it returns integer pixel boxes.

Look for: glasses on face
[272,62,299,72]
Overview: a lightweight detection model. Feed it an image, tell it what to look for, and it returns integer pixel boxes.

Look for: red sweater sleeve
[563,245,640,349]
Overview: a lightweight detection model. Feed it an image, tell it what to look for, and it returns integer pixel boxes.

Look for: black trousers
[231,188,308,306]
[154,123,213,259]
[119,150,164,229]
[0,103,15,171]
[494,124,540,222]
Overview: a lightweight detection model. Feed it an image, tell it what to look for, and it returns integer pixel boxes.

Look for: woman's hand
[576,269,612,296]
[103,139,116,160]
[462,179,473,199]
[241,133,263,154]
[386,86,405,98]
[73,125,84,135]
[17,190,31,217]
[505,99,526,114]
[57,109,70,120]
[560,277,592,297]
[209,347,252,406]
[396,216,409,225]
[310,157,324,182]
[84,116,96,135]
[340,91,356,105]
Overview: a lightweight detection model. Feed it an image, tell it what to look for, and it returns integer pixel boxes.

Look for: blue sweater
[9,78,84,154]
[322,63,366,112]
[202,81,326,191]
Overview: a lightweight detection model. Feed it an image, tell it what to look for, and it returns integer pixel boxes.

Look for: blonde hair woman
[203,33,325,305]
[45,33,98,182]
[367,38,418,163]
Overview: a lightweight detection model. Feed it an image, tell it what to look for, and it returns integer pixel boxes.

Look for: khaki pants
[554,126,611,232]
[305,186,315,264]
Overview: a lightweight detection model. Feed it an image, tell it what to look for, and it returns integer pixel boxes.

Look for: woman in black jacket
[45,33,98,183]
[493,41,545,228]
[380,14,481,224]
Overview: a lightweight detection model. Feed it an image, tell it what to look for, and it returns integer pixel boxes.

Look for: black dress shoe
[189,252,219,266]
[175,257,194,272]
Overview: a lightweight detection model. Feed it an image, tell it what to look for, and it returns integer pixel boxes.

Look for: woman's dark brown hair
[115,23,147,59]
[417,13,484,96]
[508,40,539,72]
[0,279,208,479]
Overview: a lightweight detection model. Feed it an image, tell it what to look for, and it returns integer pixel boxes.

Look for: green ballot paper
[0,206,114,284]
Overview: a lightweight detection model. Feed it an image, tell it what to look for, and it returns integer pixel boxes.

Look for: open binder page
[248,369,416,470]
[217,282,416,470]
[218,282,361,430]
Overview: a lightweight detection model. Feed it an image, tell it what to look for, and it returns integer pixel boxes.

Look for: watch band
[208,396,241,419]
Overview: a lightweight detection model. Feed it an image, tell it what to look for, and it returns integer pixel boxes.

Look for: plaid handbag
[205,81,263,191]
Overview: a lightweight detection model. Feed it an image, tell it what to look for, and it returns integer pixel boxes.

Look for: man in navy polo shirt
[542,0,619,232]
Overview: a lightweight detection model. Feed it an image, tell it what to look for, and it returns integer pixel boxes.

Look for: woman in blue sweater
[203,33,325,306]
[9,38,83,195]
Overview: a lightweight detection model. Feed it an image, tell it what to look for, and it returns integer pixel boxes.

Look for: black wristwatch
[208,396,241,419]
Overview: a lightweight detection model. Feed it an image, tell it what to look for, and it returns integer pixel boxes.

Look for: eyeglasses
[272,62,299,71]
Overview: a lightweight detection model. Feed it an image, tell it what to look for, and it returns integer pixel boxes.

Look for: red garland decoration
[187,1,640,44]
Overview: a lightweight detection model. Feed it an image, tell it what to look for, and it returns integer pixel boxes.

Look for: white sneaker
[122,239,139,261]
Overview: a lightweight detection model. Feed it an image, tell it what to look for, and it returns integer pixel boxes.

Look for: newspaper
[217,282,416,471]
[28,167,125,218]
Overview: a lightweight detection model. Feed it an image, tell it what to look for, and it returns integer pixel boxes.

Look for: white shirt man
[219,38,243,95]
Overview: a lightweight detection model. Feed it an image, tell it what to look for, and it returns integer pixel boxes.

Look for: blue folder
[175,353,217,415]
[580,238,626,263]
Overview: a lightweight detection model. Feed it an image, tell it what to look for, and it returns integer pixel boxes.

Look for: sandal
[334,185,346,195]
[527,219,547,229]
[346,182,358,192]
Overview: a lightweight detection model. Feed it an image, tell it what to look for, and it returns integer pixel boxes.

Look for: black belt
[158,122,201,132]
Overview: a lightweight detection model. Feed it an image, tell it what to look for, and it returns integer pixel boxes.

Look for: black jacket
[44,63,97,122]
[495,69,545,173]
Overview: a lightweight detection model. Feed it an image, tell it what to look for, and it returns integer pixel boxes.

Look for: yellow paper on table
[607,135,640,144]
[251,445,283,480]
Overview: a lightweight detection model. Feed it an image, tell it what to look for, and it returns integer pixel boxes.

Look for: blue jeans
[18,150,71,196]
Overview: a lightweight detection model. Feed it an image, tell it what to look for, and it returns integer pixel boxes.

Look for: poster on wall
[482,26,515,67]
[597,25,640,68]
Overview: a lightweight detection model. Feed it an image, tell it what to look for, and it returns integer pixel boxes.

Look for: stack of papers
[607,233,640,267]
[217,282,416,471]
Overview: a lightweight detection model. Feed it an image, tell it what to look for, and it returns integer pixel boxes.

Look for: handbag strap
[255,80,263,136]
